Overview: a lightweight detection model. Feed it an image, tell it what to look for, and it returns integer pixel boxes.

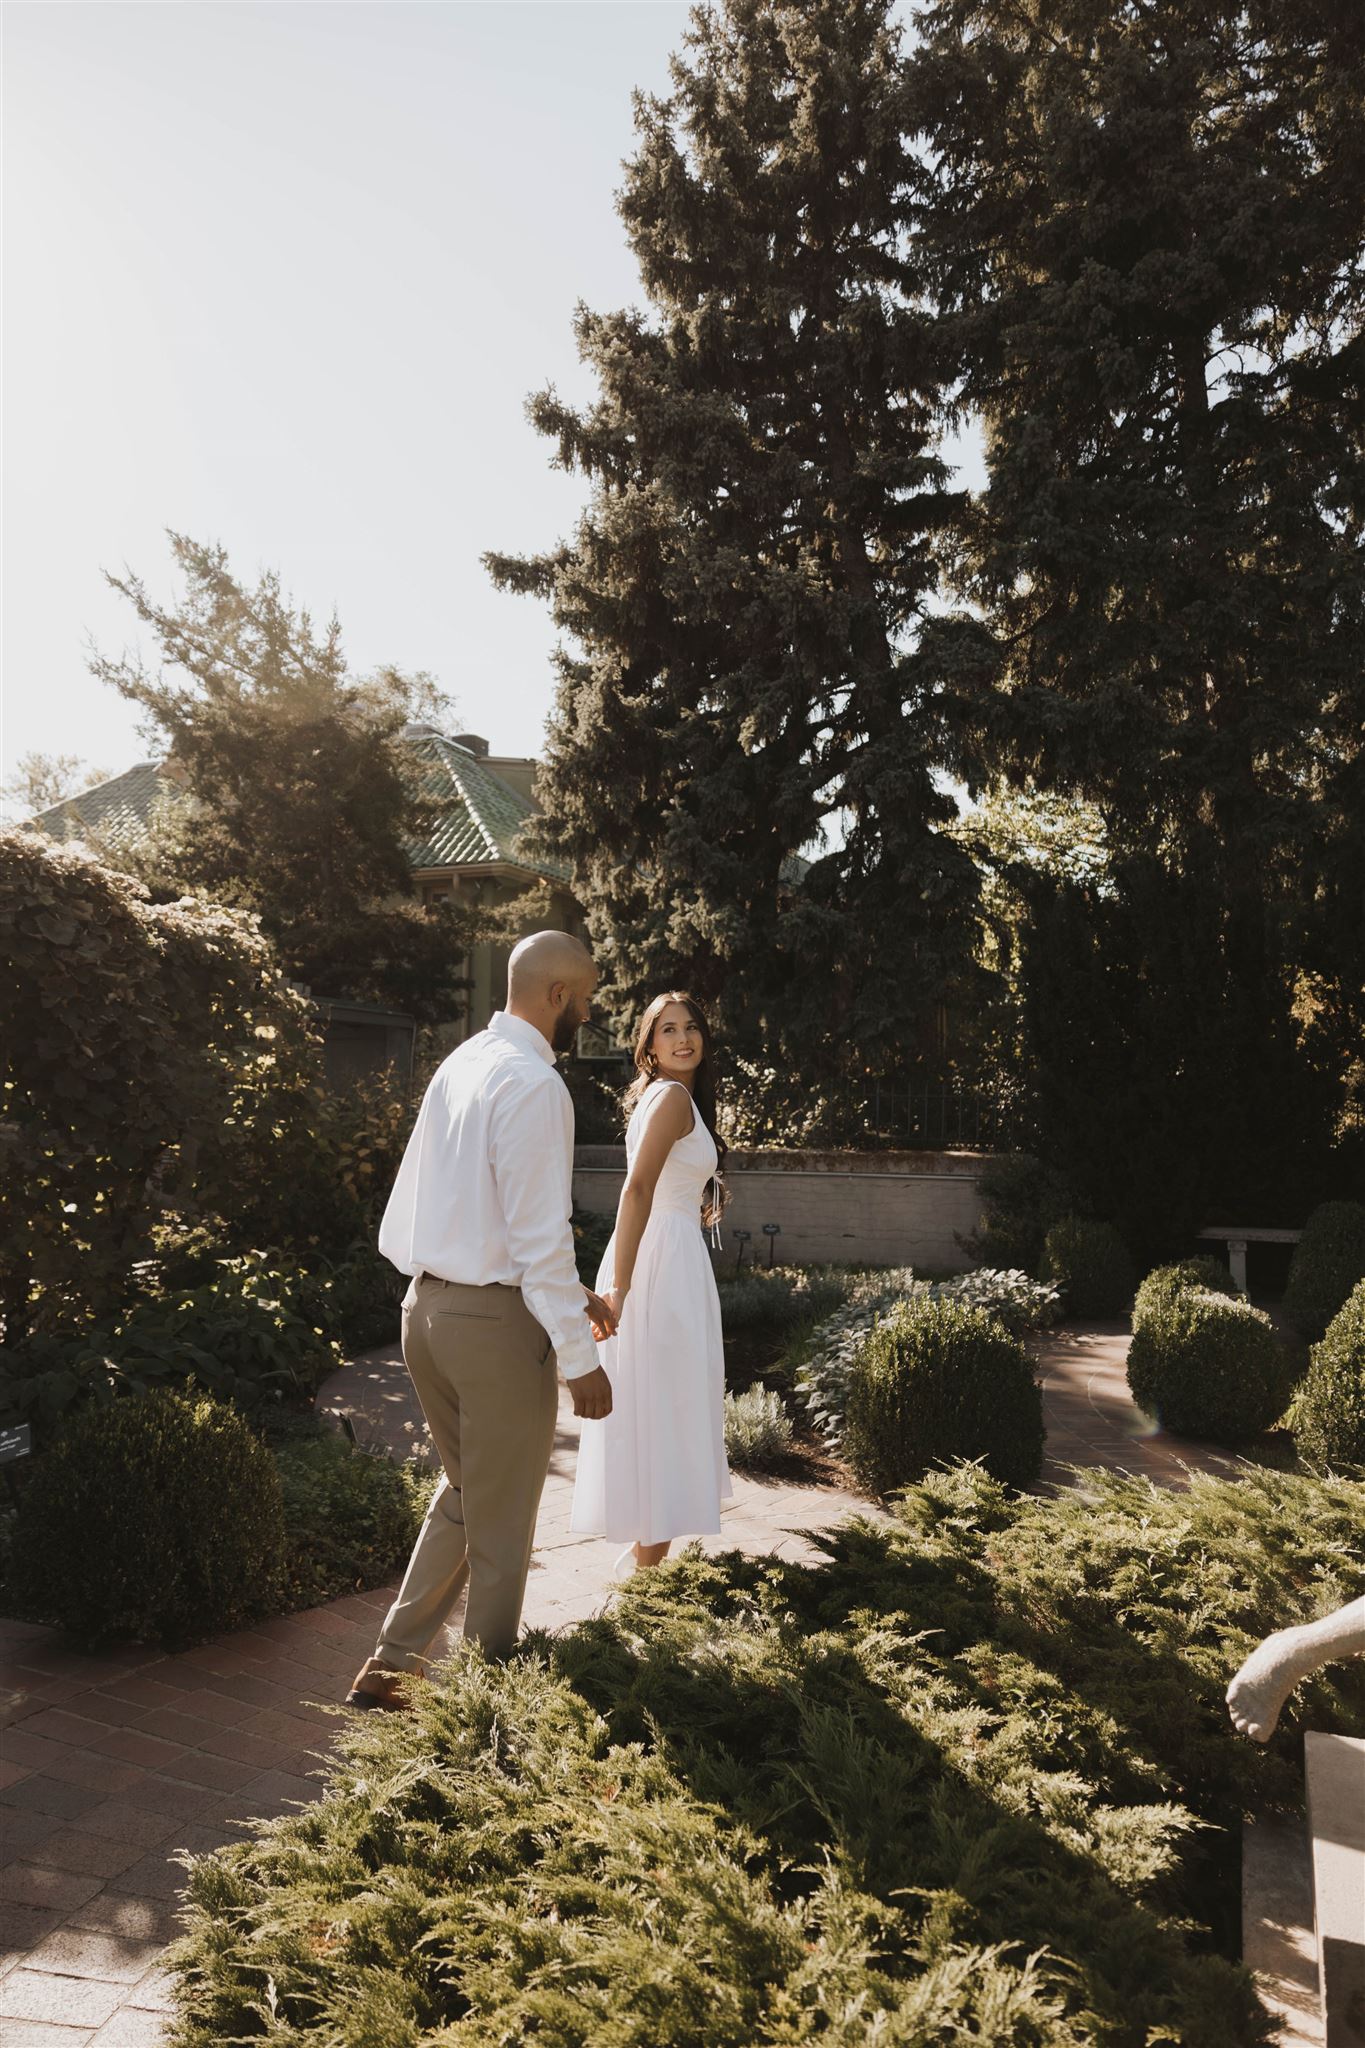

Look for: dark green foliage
[487,0,985,1090]
[1013,869,1338,1267]
[912,0,1364,1197]
[9,1391,285,1648]
[844,1297,1044,1493]
[718,1266,853,1391]
[960,1151,1075,1273]
[0,1254,344,1440]
[1127,1289,1294,1443]
[1293,1280,1365,1475]
[570,1203,615,1287]
[272,1425,437,1611]
[166,1465,1365,2045]
[91,534,489,1022]
[112,1253,343,1408]
[1133,1258,1240,1328]
[1284,1201,1365,1339]
[0,824,323,1344]
[1040,1216,1136,1320]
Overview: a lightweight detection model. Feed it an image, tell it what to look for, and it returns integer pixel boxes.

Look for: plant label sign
[0,1424,32,1465]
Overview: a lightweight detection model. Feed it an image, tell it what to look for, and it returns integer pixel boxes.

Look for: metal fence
[857,1075,1017,1150]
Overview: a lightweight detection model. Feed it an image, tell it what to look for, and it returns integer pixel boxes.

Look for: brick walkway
[1033,1318,1237,1489]
[0,1316,1242,2042]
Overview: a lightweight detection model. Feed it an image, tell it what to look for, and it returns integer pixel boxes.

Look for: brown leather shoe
[344,1660,413,1712]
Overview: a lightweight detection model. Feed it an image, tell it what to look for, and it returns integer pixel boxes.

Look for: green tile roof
[32,735,570,885]
[402,730,568,880]
[32,761,167,850]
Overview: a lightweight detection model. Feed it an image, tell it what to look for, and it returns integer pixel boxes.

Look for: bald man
[346,931,616,1707]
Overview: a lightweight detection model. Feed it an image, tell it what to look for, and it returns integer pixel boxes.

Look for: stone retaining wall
[572,1146,987,1271]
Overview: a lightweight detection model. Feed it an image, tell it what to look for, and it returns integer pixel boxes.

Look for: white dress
[571,1079,732,1546]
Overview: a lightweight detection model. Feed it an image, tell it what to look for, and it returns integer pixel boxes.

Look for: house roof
[33,761,167,851]
[402,728,568,880]
[31,733,571,885]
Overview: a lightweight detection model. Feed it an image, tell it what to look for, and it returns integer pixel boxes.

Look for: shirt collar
[489,1010,556,1066]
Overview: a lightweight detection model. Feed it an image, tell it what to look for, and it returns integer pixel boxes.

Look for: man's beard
[551,1006,581,1055]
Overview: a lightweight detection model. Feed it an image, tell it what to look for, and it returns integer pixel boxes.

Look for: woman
[570,992,732,1572]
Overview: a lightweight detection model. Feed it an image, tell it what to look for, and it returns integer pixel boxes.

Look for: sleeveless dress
[570,1079,732,1546]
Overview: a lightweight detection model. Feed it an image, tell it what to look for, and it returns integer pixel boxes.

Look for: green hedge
[844,1296,1044,1493]
[1127,1286,1293,1442]
[1284,1201,1365,1338]
[8,1391,286,1648]
[1292,1279,1365,1474]
[1132,1256,1240,1327]
[165,1463,1365,2046]
[1040,1213,1136,1317]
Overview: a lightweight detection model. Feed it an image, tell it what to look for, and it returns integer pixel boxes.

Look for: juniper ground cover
[168,1462,1365,2047]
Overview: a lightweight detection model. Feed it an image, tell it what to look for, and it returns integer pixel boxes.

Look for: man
[345,930,616,1708]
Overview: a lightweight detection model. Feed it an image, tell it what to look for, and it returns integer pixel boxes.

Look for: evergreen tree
[910,0,1365,1186]
[93,534,488,1022]
[487,0,985,1085]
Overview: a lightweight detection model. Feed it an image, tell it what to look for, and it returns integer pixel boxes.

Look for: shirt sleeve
[488,1070,599,1380]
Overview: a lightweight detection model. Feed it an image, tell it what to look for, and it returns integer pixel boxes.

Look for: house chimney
[453,733,490,758]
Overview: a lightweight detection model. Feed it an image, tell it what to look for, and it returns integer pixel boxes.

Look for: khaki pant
[372,1274,559,1668]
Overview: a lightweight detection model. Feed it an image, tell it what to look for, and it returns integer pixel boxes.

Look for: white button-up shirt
[377,1010,598,1380]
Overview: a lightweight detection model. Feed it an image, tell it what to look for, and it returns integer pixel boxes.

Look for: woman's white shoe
[612,1545,636,1580]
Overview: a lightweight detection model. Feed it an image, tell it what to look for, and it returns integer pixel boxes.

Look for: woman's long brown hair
[624,991,729,1228]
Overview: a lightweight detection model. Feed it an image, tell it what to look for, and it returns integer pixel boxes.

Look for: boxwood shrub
[1292,1279,1365,1474]
[164,1463,1365,2048]
[1132,1256,1240,1327]
[1040,1214,1136,1317]
[1284,1200,1365,1338]
[1126,1286,1294,1442]
[8,1390,286,1648]
[844,1296,1044,1494]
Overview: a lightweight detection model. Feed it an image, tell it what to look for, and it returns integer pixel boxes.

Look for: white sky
[2,0,982,799]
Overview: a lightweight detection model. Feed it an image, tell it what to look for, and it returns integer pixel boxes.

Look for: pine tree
[93,535,489,1022]
[487,0,985,1086]
[910,0,1365,1184]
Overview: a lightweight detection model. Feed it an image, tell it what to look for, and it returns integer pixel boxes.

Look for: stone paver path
[1033,1318,1236,1490]
[0,1315,1260,2041]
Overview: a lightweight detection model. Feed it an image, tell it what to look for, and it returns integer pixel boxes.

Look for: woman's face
[650,1000,705,1084]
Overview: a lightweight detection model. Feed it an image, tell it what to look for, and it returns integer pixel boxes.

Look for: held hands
[600,1284,628,1328]
[582,1287,618,1342]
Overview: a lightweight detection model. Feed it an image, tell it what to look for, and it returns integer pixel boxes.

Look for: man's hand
[583,1287,617,1342]
[568,1364,614,1420]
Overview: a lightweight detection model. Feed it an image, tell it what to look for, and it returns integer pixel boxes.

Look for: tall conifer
[911,0,1365,1181]
[488,0,983,1084]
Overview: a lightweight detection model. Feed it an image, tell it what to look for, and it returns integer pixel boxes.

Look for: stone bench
[1198,1225,1303,1295]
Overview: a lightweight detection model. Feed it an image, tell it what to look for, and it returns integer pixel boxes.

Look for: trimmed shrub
[1293,1280,1365,1474]
[9,1390,286,1647]
[1041,1213,1136,1317]
[273,1425,437,1609]
[1133,1256,1241,1327]
[722,1386,794,1469]
[1127,1287,1294,1441]
[165,1464,1365,2047]
[844,1297,1044,1494]
[1284,1201,1365,1338]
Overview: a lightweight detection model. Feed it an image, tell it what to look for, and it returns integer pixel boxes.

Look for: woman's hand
[601,1284,628,1328]
[583,1288,618,1342]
